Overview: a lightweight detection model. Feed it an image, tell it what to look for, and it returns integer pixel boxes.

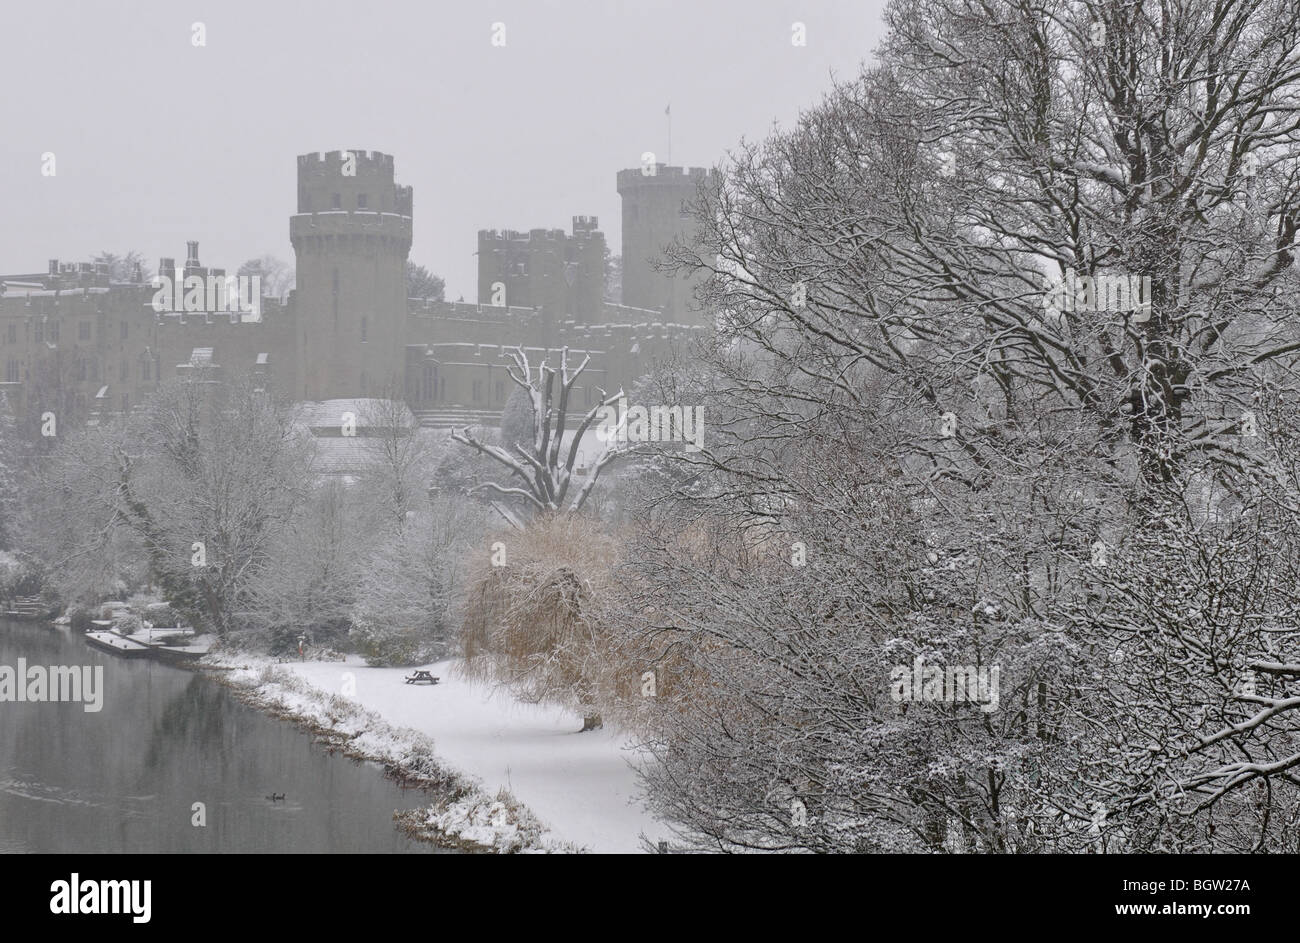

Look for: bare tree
[359,391,430,528]
[44,373,312,635]
[460,514,624,731]
[451,347,623,527]
[352,492,487,665]
[607,0,1300,851]
[237,255,295,302]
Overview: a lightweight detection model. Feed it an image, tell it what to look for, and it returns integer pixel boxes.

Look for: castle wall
[476,216,605,322]
[1,154,708,434]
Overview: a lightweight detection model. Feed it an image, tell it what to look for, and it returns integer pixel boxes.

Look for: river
[0,617,446,853]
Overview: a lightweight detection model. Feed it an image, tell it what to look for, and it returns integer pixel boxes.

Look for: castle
[0,151,712,434]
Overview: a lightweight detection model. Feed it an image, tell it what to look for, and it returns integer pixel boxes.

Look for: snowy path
[278,657,664,853]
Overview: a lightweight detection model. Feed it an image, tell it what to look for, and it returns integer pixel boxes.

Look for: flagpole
[667,104,672,166]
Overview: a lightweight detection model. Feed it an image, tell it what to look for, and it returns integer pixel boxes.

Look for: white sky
[0,0,887,300]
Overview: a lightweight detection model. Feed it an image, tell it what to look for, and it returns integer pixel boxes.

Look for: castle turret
[616,164,711,321]
[290,150,413,399]
[476,216,606,322]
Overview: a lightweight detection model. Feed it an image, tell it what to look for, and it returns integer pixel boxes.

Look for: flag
[665,104,671,116]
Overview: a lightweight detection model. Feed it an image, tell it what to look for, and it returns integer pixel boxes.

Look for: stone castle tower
[616,164,710,320]
[476,216,605,321]
[290,150,412,400]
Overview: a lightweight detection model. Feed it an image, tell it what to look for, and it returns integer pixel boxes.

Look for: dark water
[0,618,445,853]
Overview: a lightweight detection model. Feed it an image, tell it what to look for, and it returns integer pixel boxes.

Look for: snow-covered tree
[43,373,311,635]
[605,0,1300,851]
[451,347,624,527]
[460,513,624,731]
[358,393,431,528]
[247,477,365,653]
[351,492,487,665]
[0,391,26,550]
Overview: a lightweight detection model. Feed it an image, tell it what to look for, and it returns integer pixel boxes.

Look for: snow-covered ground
[208,654,665,853]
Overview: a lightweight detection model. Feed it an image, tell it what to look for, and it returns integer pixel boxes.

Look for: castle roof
[293,397,418,433]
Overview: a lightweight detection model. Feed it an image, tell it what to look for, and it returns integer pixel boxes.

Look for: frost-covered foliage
[28,374,311,634]
[602,0,1300,852]
[452,347,624,527]
[248,477,363,653]
[0,392,28,551]
[351,493,488,666]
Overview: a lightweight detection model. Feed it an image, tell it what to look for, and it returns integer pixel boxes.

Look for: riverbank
[0,617,440,853]
[203,652,665,853]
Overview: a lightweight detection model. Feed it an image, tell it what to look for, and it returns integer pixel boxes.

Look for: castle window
[76,360,87,381]
[34,322,42,343]
[361,316,368,342]
[120,321,128,341]
[6,325,13,344]
[121,393,129,411]
[495,381,504,403]
[357,194,368,209]
[4,360,16,382]
[141,359,151,381]
[472,380,483,402]
[120,362,128,382]
[332,193,342,209]
[78,321,90,341]
[361,371,368,393]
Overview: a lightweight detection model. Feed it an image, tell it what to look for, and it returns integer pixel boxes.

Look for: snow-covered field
[207,653,664,853]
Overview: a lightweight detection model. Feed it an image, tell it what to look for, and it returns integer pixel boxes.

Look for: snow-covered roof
[293,397,418,431]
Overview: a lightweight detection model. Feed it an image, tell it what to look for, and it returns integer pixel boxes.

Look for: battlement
[478,216,604,245]
[616,165,712,191]
[296,150,412,216]
[297,150,396,175]
[477,227,569,243]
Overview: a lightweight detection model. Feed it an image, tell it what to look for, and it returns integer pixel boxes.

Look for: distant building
[477,217,605,322]
[0,152,708,437]
[617,164,714,320]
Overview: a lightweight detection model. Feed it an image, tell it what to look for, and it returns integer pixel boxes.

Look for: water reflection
[0,619,445,853]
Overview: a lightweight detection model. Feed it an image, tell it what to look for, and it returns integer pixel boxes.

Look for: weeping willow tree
[460,514,624,732]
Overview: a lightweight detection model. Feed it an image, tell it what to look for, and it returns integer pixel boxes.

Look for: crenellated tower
[616,164,711,321]
[476,216,605,323]
[290,150,412,400]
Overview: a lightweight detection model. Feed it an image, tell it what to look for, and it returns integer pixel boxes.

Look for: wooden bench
[404,670,440,685]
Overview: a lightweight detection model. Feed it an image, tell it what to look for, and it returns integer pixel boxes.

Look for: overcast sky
[0,0,887,301]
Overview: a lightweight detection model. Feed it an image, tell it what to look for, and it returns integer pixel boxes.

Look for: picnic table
[404,670,440,685]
